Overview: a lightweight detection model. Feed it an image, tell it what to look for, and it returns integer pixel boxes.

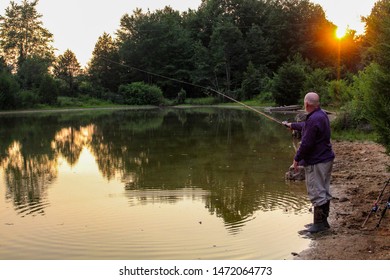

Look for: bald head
[304,92,320,112]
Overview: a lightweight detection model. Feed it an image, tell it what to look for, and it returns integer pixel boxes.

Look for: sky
[0,0,380,67]
[311,0,378,34]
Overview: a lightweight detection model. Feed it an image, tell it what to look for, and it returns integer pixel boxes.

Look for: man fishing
[282,92,335,233]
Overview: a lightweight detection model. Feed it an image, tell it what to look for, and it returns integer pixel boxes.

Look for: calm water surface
[0,107,311,260]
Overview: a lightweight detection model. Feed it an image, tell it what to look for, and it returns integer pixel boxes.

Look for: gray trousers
[304,160,334,207]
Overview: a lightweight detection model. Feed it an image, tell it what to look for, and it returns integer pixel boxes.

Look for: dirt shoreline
[295,140,390,260]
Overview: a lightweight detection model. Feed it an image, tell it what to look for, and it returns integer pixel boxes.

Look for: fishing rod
[102,57,284,126]
[376,194,390,228]
[207,88,283,125]
[361,178,390,228]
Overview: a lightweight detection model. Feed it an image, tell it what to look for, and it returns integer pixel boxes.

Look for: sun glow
[336,25,348,39]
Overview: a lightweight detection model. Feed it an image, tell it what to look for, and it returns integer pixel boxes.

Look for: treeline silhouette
[1,0,390,151]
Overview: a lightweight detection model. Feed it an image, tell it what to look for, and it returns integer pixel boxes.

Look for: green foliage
[362,64,390,150]
[245,24,275,70]
[331,64,373,136]
[241,62,262,100]
[53,49,81,96]
[347,65,374,120]
[57,96,81,107]
[184,97,218,105]
[17,89,39,108]
[78,80,116,102]
[0,57,9,72]
[118,7,195,98]
[362,0,390,152]
[327,79,352,107]
[114,0,346,101]
[209,17,247,93]
[332,61,390,150]
[272,54,308,105]
[0,0,54,69]
[0,70,19,109]
[303,68,332,105]
[331,129,378,142]
[176,88,186,104]
[57,96,114,108]
[88,32,121,92]
[39,74,58,105]
[118,82,164,106]
[78,81,96,96]
[276,0,337,67]
[0,0,380,115]
[363,0,390,69]
[17,56,51,90]
[331,102,372,132]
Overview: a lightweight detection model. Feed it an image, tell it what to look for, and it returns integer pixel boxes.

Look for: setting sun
[312,0,377,36]
[336,25,348,39]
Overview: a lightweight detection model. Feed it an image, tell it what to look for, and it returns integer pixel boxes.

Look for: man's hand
[282,121,291,128]
[293,160,299,172]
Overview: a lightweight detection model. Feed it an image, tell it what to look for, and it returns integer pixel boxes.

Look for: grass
[183,97,218,105]
[331,128,378,142]
[56,96,116,108]
[217,99,275,107]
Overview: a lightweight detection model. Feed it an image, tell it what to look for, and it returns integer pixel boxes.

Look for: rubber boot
[304,201,330,229]
[306,205,329,233]
[323,200,330,229]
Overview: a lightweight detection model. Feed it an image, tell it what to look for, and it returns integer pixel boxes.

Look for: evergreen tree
[88,32,120,92]
[241,61,262,100]
[53,49,82,96]
[0,0,54,69]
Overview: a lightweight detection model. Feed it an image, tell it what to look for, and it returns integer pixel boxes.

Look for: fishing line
[102,57,283,125]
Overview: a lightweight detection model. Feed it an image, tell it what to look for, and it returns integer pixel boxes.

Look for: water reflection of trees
[88,108,309,228]
[0,109,308,226]
[0,113,103,216]
[0,141,56,216]
[52,125,96,166]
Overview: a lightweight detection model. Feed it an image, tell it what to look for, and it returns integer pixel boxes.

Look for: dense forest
[0,0,389,151]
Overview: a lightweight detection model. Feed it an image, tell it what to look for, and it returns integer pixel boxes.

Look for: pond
[0,107,311,260]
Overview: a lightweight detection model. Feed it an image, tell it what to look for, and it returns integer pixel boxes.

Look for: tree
[39,74,58,105]
[209,17,247,96]
[0,69,19,109]
[0,0,54,69]
[361,0,390,151]
[277,0,337,67]
[118,82,164,105]
[17,55,51,90]
[88,32,121,93]
[303,67,332,105]
[118,7,195,99]
[53,49,82,96]
[241,61,262,100]
[245,24,275,71]
[272,54,308,105]
[363,0,390,68]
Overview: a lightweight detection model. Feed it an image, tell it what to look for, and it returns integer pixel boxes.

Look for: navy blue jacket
[291,107,335,166]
